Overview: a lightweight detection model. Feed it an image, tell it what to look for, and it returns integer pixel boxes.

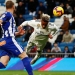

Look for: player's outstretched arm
[17,21,29,32]
[18,20,37,30]
[15,29,25,36]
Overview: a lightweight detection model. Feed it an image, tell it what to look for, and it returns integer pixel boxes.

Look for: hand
[49,34,53,39]
[19,29,25,35]
[0,40,6,46]
[17,26,23,32]
[15,29,25,36]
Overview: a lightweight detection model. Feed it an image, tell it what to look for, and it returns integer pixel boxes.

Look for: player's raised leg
[31,51,42,64]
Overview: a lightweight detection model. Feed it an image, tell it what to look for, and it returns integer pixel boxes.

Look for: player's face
[41,20,48,29]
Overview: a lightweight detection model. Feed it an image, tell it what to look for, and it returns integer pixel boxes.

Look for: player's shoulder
[30,20,41,25]
[6,12,12,16]
[30,19,41,23]
[30,20,41,28]
[1,12,12,18]
[48,22,56,28]
[48,22,56,26]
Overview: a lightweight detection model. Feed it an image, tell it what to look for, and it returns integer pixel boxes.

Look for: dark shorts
[0,37,24,58]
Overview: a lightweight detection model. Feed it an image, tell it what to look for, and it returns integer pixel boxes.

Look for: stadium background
[0,0,75,74]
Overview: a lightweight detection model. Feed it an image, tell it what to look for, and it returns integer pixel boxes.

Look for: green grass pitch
[0,71,75,75]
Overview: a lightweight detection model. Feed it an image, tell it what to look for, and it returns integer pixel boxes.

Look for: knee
[1,62,8,67]
[19,51,28,59]
[0,55,10,67]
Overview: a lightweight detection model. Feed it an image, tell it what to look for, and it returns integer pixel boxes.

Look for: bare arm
[0,40,6,46]
[15,29,25,36]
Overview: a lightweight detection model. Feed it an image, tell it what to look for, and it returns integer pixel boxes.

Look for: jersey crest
[37,24,40,29]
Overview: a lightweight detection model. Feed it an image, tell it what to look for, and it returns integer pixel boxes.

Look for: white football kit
[21,20,59,52]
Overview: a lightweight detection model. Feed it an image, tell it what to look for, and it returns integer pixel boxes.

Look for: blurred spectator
[38,2,47,13]
[16,0,28,7]
[55,0,60,6]
[43,42,52,53]
[72,0,75,9]
[51,43,61,53]
[46,0,55,18]
[63,46,71,58]
[28,0,37,16]
[62,30,74,43]
[70,17,75,30]
[51,42,61,57]
[65,0,72,6]
[17,14,25,26]
[36,11,44,19]
[16,1,25,16]
[45,49,52,58]
[60,3,65,9]
[72,7,75,18]
[55,30,64,43]
[60,16,70,32]
[65,3,73,14]
[13,12,18,26]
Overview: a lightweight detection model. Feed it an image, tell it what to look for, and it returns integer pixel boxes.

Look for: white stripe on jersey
[5,30,8,37]
[1,26,4,38]
[12,37,23,53]
[8,17,14,37]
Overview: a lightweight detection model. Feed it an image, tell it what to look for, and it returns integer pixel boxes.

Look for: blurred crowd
[0,0,75,58]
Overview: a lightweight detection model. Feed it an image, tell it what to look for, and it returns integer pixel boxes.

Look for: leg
[9,38,33,75]
[0,50,10,69]
[19,51,33,75]
[25,42,35,54]
[0,55,10,69]
[31,51,42,64]
[5,38,34,75]
[31,44,44,64]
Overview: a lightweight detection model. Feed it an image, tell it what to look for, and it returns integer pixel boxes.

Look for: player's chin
[42,26,46,29]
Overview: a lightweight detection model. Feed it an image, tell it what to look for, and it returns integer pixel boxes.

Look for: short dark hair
[6,1,14,9]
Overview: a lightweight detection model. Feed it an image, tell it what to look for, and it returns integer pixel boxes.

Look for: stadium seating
[59,42,67,47]
[23,15,33,20]
[60,46,64,52]
[0,0,5,3]
[70,30,75,34]
[59,42,74,52]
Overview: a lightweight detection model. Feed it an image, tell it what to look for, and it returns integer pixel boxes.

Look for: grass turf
[0,71,75,75]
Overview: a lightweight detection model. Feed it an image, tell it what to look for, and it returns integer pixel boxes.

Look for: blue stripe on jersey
[0,11,16,38]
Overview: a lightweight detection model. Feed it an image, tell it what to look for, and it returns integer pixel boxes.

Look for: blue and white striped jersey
[0,11,16,38]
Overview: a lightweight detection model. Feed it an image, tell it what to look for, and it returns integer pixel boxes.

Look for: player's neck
[6,9,14,14]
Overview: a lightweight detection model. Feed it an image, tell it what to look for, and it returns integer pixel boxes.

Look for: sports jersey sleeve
[20,20,37,28]
[0,12,12,22]
[48,22,60,37]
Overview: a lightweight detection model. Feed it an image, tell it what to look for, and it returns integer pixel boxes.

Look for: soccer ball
[53,6,64,17]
